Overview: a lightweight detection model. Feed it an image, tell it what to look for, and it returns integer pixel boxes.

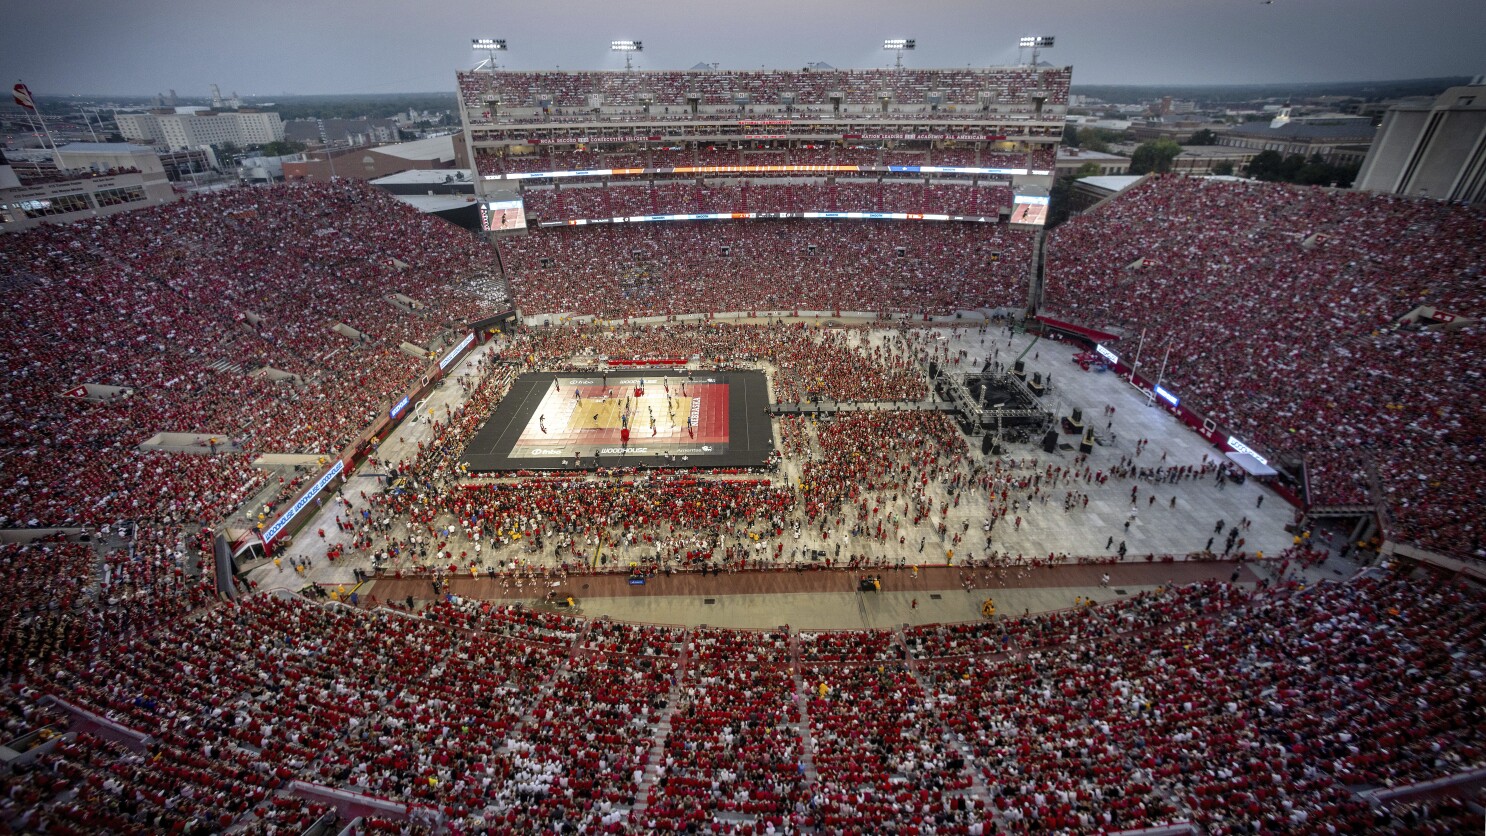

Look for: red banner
[13,82,36,111]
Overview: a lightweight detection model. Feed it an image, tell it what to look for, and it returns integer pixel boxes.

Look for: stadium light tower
[472,38,508,71]
[1018,35,1054,67]
[611,40,643,71]
[883,38,916,69]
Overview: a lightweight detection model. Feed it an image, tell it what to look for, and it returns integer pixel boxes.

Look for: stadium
[0,53,1484,836]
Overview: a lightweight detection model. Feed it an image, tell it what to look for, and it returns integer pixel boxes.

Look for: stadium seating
[9,572,1480,833]
[499,220,1031,317]
[0,181,505,529]
[458,67,1072,117]
[520,181,1013,221]
[1044,176,1486,559]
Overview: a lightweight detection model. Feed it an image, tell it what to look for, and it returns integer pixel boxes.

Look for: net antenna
[1018,35,1054,67]
[883,38,916,69]
[611,40,643,71]
[472,38,507,71]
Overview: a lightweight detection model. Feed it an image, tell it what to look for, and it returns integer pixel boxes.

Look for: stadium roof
[1078,175,1143,193]
[375,135,456,163]
[370,169,474,186]
[1227,121,1375,140]
[1058,148,1128,161]
[392,194,478,213]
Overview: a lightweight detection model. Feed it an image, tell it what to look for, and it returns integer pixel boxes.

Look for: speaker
[982,434,994,454]
[929,361,939,379]
[1042,430,1059,453]
[1071,407,1083,424]
[1013,360,1025,375]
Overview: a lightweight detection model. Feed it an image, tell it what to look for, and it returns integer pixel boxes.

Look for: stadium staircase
[787,632,822,785]
[896,630,993,805]
[1027,229,1048,312]
[494,617,592,758]
[209,358,245,376]
[630,629,694,816]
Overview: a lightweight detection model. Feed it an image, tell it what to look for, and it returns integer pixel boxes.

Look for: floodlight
[611,40,644,70]
[472,38,507,51]
[1019,35,1055,68]
[884,38,916,68]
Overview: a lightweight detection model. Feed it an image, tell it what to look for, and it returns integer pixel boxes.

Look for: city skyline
[2,0,1482,97]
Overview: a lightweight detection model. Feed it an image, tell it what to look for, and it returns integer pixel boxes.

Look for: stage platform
[461,370,774,472]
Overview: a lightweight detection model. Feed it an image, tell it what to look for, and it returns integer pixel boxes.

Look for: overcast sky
[3,0,1482,97]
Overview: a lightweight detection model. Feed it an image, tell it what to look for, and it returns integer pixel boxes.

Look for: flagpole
[35,107,60,154]
[13,81,60,153]
[14,92,43,149]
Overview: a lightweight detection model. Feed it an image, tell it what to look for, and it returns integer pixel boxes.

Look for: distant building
[1127,117,1225,143]
[1355,82,1486,204]
[284,117,401,148]
[1056,147,1130,176]
[1168,145,1259,175]
[116,109,285,150]
[282,135,458,183]
[0,148,177,232]
[1217,117,1374,165]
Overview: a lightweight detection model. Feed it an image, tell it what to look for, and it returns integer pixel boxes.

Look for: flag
[13,82,35,111]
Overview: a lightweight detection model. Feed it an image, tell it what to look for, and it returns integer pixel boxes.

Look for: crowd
[0,180,508,594]
[344,320,1290,581]
[458,67,1071,113]
[522,182,1014,220]
[500,220,1030,317]
[1045,176,1486,559]
[6,150,1485,833]
[3,545,1481,834]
